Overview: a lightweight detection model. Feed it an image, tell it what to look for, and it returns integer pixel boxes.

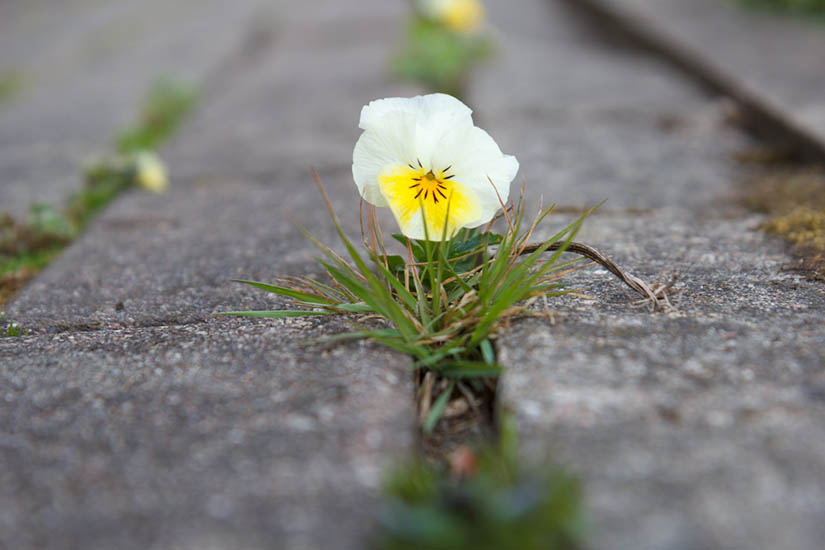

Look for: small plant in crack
[225,94,670,431]
[0,77,193,306]
[375,415,586,550]
[1,312,25,338]
[392,0,494,99]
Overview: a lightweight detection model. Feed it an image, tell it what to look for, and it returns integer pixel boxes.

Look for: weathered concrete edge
[559,0,825,162]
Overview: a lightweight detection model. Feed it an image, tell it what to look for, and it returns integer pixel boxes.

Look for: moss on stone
[763,207,825,250]
[741,165,825,279]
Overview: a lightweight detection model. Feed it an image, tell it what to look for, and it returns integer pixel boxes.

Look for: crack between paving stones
[416,369,500,463]
[22,316,215,337]
[412,237,677,462]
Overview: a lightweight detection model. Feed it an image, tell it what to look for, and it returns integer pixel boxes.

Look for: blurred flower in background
[134,151,170,194]
[418,0,485,34]
[392,0,495,100]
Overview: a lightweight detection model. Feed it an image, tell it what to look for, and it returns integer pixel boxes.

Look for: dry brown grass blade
[521,240,674,310]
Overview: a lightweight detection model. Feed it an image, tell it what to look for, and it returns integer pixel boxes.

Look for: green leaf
[369,252,418,311]
[232,280,336,305]
[424,380,455,434]
[480,338,495,365]
[385,254,407,275]
[438,361,503,378]
[331,302,374,313]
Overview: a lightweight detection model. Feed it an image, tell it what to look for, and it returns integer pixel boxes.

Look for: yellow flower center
[378,161,481,240]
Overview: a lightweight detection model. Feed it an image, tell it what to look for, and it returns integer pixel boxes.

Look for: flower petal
[359,93,471,132]
[430,125,519,226]
[354,95,474,207]
[352,110,417,207]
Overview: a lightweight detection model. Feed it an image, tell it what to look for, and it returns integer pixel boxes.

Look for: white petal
[468,154,519,226]
[359,94,471,132]
[354,94,474,206]
[359,97,416,130]
[359,94,474,171]
[431,126,519,225]
[352,110,417,207]
[412,95,474,167]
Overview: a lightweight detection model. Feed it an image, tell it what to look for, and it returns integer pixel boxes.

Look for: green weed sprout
[225,174,588,429]
[226,94,667,430]
[375,416,586,550]
[0,69,25,104]
[1,77,191,306]
[1,313,25,338]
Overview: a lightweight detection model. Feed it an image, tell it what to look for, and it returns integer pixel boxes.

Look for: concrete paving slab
[0,320,413,550]
[478,1,825,548]
[499,212,825,550]
[2,1,419,548]
[565,0,825,160]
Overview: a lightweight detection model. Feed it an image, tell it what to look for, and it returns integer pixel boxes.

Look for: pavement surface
[480,1,825,549]
[567,0,825,160]
[3,0,825,549]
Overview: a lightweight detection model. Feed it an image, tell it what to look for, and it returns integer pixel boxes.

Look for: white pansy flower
[418,0,485,34]
[352,94,518,241]
[134,151,169,194]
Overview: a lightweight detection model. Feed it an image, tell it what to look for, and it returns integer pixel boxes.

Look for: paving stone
[567,0,825,159]
[478,1,825,549]
[2,1,418,548]
[0,321,413,550]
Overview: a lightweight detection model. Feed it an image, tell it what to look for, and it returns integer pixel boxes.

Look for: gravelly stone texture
[568,0,825,159]
[480,1,825,549]
[0,320,413,550]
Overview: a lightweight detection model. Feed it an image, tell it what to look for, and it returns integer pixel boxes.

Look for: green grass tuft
[1,312,26,338]
[376,417,586,550]
[226,180,591,429]
[391,17,494,99]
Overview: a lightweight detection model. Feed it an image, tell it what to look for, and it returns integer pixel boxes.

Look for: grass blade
[424,380,455,434]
